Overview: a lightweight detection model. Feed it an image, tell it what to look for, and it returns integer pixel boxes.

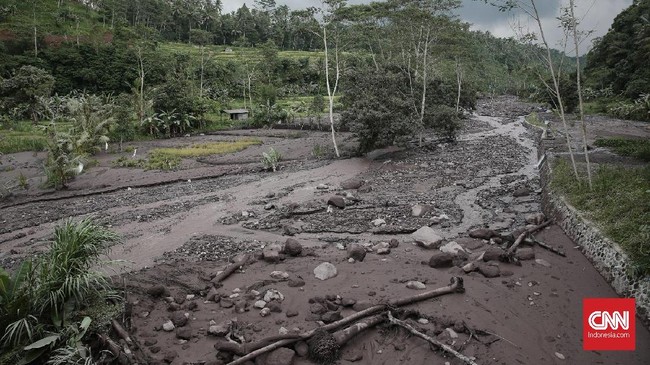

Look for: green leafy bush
[261,147,281,172]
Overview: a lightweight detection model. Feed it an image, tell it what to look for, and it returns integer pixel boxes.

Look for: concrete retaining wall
[524,120,650,326]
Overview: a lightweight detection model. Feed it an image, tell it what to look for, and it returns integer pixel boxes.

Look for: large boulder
[327,196,346,209]
[314,262,338,280]
[341,178,364,190]
[283,238,303,257]
[482,247,505,262]
[347,244,367,262]
[428,252,454,268]
[263,243,284,263]
[412,226,444,249]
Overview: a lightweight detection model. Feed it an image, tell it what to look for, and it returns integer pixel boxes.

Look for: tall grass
[552,159,650,274]
[150,139,262,158]
[594,137,650,162]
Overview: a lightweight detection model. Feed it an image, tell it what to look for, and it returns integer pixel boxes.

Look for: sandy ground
[0,97,648,365]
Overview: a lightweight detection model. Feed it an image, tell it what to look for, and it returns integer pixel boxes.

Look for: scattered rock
[163,350,178,363]
[525,213,546,225]
[406,281,426,290]
[220,298,234,308]
[208,325,229,337]
[377,247,391,255]
[412,226,444,249]
[162,320,175,332]
[352,301,374,312]
[310,303,328,315]
[445,328,459,339]
[483,247,505,262]
[146,285,167,298]
[260,308,271,317]
[372,218,386,227]
[287,278,305,287]
[462,262,477,273]
[469,228,498,240]
[555,352,566,360]
[321,311,343,323]
[341,178,364,190]
[389,239,400,248]
[263,244,283,263]
[341,298,357,307]
[270,271,290,280]
[286,310,299,318]
[264,203,275,210]
[283,238,303,256]
[265,347,295,365]
[535,258,552,268]
[515,248,535,261]
[294,341,309,357]
[170,311,188,327]
[314,262,338,280]
[254,300,267,309]
[439,241,466,256]
[513,187,531,197]
[327,196,346,209]
[343,351,364,362]
[317,184,330,190]
[347,244,367,262]
[428,252,453,268]
[263,289,285,302]
[411,204,429,217]
[418,318,429,324]
[478,264,500,278]
[176,327,192,340]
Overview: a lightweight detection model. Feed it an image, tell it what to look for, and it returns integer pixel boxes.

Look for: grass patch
[594,137,650,162]
[150,139,262,158]
[0,134,47,153]
[525,112,544,128]
[552,159,650,274]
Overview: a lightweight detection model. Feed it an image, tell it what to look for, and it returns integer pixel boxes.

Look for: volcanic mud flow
[1,96,648,364]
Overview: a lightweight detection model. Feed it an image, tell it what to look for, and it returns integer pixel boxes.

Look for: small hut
[221,109,249,120]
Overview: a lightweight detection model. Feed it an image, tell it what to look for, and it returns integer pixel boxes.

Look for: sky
[221,0,633,55]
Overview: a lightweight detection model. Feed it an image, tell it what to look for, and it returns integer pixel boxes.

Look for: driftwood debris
[532,236,566,257]
[222,277,465,365]
[502,220,553,262]
[387,311,479,365]
[211,254,250,286]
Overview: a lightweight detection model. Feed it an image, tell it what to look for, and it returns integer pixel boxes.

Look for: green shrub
[261,147,281,172]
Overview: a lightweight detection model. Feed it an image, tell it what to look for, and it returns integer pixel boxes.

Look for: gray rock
[310,303,328,315]
[406,281,426,290]
[146,285,168,298]
[513,187,530,197]
[469,228,498,240]
[219,298,234,308]
[428,252,453,268]
[327,196,346,209]
[170,311,188,327]
[439,241,466,256]
[283,238,303,256]
[341,178,364,190]
[341,298,357,307]
[162,320,175,332]
[535,258,552,268]
[411,204,430,217]
[321,311,343,323]
[347,244,367,262]
[267,302,282,313]
[317,184,330,190]
[208,324,229,337]
[264,203,275,210]
[294,341,309,357]
[254,300,267,309]
[389,239,400,248]
[412,226,444,249]
[478,264,500,278]
[352,301,374,311]
[482,247,505,262]
[525,213,546,225]
[372,218,386,227]
[462,262,477,273]
[176,327,192,340]
[263,243,283,263]
[287,278,305,287]
[286,310,299,318]
[314,262,338,280]
[515,248,535,261]
[377,247,391,255]
[265,347,295,365]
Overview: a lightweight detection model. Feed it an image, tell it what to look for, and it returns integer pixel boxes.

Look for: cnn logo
[587,310,629,330]
[583,298,635,351]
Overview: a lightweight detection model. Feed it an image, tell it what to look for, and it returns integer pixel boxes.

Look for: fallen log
[501,221,553,263]
[211,254,250,286]
[223,277,465,365]
[387,311,479,365]
[111,319,133,347]
[532,236,566,257]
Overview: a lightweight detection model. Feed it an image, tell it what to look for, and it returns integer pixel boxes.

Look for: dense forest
[0,0,647,177]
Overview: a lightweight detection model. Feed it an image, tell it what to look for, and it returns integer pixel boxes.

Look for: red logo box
[583,298,635,351]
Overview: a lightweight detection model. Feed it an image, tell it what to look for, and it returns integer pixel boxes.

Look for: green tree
[0,66,54,123]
